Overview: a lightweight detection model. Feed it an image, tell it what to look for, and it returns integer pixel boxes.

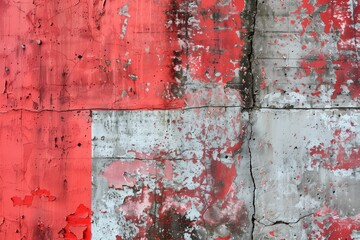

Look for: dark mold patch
[4,66,9,75]
[32,223,53,240]
[226,0,258,108]
[148,209,199,240]
[210,9,222,22]
[165,0,195,99]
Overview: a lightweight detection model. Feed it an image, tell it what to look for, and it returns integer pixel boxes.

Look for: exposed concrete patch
[92,108,253,239]
[250,109,360,239]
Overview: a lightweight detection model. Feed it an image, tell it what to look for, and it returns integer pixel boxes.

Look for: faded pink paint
[310,204,360,239]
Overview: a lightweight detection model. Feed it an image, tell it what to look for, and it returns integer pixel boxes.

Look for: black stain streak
[32,224,53,240]
[4,66,10,75]
[226,0,258,108]
[165,0,194,99]
[210,9,222,22]
[148,209,199,240]
[59,66,70,105]
[3,80,8,94]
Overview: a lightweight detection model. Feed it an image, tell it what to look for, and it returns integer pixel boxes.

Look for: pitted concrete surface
[251,110,360,239]
[92,109,253,239]
[0,0,359,239]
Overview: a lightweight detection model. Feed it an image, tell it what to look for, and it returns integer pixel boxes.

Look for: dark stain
[0,0,10,10]
[165,0,195,99]
[204,204,249,238]
[166,0,192,42]
[93,0,106,30]
[226,0,257,108]
[3,80,7,94]
[148,209,199,240]
[32,223,53,240]
[63,179,68,191]
[172,50,184,83]
[59,66,70,105]
[226,205,249,236]
[61,67,68,78]
[199,8,208,16]
[170,81,185,98]
[33,101,39,110]
[210,9,222,22]
[4,66,9,75]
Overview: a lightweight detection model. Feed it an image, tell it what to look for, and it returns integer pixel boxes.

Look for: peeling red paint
[210,160,236,200]
[11,195,33,207]
[11,188,56,207]
[59,204,92,240]
[0,111,91,239]
[311,205,360,239]
[293,0,359,101]
[93,108,247,238]
[2,0,358,238]
[1,0,248,111]
[309,128,360,170]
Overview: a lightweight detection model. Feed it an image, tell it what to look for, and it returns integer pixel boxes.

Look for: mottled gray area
[250,110,360,238]
[92,109,254,239]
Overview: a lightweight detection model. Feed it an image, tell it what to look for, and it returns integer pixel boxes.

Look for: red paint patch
[293,0,359,100]
[11,196,33,207]
[11,188,56,207]
[0,111,91,239]
[59,204,92,240]
[216,236,231,240]
[210,160,236,200]
[312,205,360,240]
[309,129,360,170]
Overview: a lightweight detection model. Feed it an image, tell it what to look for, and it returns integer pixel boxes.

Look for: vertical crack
[248,0,259,109]
[225,0,258,109]
[246,0,259,239]
[248,112,256,240]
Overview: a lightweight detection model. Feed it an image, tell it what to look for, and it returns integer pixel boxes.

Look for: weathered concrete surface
[1,0,359,239]
[253,0,359,108]
[0,0,252,111]
[92,108,253,239]
[250,1,360,236]
[1,0,254,238]
[251,110,360,239]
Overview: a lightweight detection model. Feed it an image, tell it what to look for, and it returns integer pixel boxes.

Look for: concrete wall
[0,0,359,239]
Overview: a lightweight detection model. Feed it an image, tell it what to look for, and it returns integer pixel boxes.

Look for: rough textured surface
[0,0,250,110]
[254,0,359,108]
[92,108,252,239]
[0,0,359,239]
[251,110,360,239]
[0,111,91,239]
